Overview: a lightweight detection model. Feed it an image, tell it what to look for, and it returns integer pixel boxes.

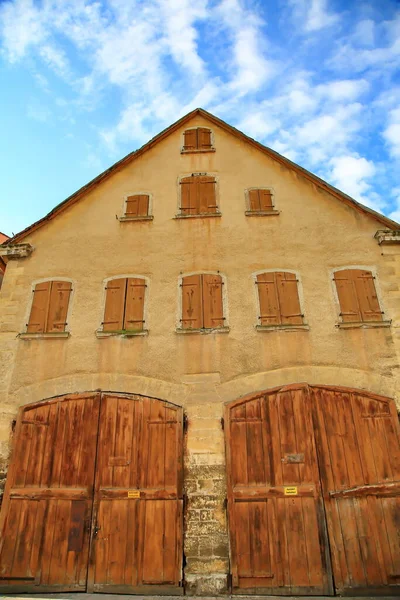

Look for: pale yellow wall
[1,115,400,592]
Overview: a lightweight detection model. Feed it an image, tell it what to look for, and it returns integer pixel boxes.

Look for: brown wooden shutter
[103,278,127,331]
[276,272,303,325]
[47,281,72,332]
[256,272,280,325]
[202,274,224,328]
[198,128,212,149]
[353,270,383,322]
[183,129,197,150]
[259,189,273,210]
[181,275,202,328]
[248,189,260,211]
[124,278,146,331]
[27,282,51,333]
[333,270,362,322]
[126,194,149,217]
[198,176,217,213]
[180,177,198,215]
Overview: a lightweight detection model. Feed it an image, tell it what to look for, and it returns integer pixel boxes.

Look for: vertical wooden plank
[198,127,212,149]
[163,500,178,583]
[333,270,361,322]
[257,273,280,325]
[199,176,217,214]
[103,278,126,331]
[354,270,382,322]
[183,129,197,150]
[259,189,273,210]
[245,399,266,485]
[47,281,72,333]
[248,189,261,211]
[181,274,202,329]
[249,501,272,577]
[125,195,140,216]
[276,272,303,325]
[27,282,51,333]
[124,278,146,332]
[202,274,224,329]
[141,500,164,583]
[138,194,149,217]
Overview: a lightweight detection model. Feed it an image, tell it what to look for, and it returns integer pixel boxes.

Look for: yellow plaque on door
[284,486,298,496]
[127,490,140,498]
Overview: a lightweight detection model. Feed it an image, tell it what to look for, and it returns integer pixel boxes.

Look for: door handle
[93,524,101,538]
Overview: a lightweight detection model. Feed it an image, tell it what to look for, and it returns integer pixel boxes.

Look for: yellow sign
[284,486,298,496]
[127,490,140,499]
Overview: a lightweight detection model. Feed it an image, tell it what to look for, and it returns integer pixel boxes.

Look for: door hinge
[220,417,225,430]
[183,413,189,432]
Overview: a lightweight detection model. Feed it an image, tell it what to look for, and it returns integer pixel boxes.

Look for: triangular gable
[3,108,398,244]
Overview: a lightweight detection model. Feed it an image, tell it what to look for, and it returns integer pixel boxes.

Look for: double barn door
[226,385,400,595]
[0,393,183,594]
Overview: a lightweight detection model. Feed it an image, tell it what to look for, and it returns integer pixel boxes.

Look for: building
[0,108,399,596]
[0,232,9,290]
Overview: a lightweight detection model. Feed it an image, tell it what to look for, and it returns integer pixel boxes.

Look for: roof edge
[6,107,399,243]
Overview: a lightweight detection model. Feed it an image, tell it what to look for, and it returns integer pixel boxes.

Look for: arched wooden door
[225,384,400,596]
[0,392,183,594]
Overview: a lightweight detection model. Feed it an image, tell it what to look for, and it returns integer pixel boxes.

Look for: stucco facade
[0,110,400,594]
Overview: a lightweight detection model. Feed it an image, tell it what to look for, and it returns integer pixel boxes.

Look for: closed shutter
[126,195,149,217]
[276,272,303,325]
[124,278,146,331]
[248,189,273,211]
[256,273,280,325]
[334,270,362,322]
[103,278,127,331]
[47,281,72,332]
[202,274,224,328]
[181,275,202,329]
[198,128,212,149]
[353,270,382,322]
[180,177,198,215]
[198,176,217,213]
[27,282,51,333]
[183,129,197,150]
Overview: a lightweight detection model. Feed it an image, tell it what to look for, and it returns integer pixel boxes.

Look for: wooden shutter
[202,274,224,328]
[198,128,212,149]
[353,270,382,321]
[124,278,146,331]
[180,177,198,215]
[333,270,362,322]
[183,129,197,150]
[276,272,303,325]
[198,176,217,213]
[256,273,280,325]
[103,278,126,331]
[47,281,72,332]
[248,189,273,211]
[181,275,202,329]
[27,282,51,333]
[126,194,149,217]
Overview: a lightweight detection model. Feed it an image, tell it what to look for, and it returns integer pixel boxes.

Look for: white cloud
[0,0,46,61]
[383,106,400,158]
[289,0,339,33]
[328,155,378,207]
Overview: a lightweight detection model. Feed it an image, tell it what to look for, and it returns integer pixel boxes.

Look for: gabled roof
[3,108,398,244]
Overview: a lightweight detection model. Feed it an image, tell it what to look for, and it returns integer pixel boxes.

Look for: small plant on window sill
[96,328,149,337]
[176,326,230,334]
[245,209,280,216]
[175,212,222,219]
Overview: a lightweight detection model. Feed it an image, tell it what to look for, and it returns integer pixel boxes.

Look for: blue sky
[0,0,399,236]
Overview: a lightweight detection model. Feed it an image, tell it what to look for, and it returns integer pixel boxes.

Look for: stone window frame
[19,276,75,339]
[118,191,154,222]
[174,172,222,219]
[251,268,309,332]
[245,187,280,216]
[175,270,230,334]
[330,265,391,329]
[96,274,150,337]
[180,127,216,154]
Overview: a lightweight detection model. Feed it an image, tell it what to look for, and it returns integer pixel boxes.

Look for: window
[179,175,219,216]
[256,272,304,327]
[246,188,279,215]
[102,277,147,333]
[333,269,384,324]
[180,274,226,330]
[182,128,213,152]
[121,194,152,220]
[27,280,72,333]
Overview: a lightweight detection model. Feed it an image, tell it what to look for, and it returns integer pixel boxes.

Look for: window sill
[96,329,149,338]
[174,213,222,219]
[245,210,280,217]
[180,148,216,154]
[118,215,153,222]
[256,324,309,332]
[18,332,70,339]
[176,326,230,335]
[337,320,391,330]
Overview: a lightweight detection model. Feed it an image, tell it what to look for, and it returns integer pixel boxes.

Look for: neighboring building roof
[2,108,398,245]
[0,232,9,244]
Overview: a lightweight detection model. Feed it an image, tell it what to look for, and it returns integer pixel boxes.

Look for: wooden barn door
[88,393,183,594]
[0,392,183,595]
[225,386,333,595]
[311,386,400,595]
[0,393,100,593]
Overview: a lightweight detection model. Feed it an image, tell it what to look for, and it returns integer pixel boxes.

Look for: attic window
[245,188,280,216]
[119,194,153,222]
[182,128,215,153]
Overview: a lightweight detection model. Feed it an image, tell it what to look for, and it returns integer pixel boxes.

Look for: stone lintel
[0,243,34,259]
[374,230,400,245]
